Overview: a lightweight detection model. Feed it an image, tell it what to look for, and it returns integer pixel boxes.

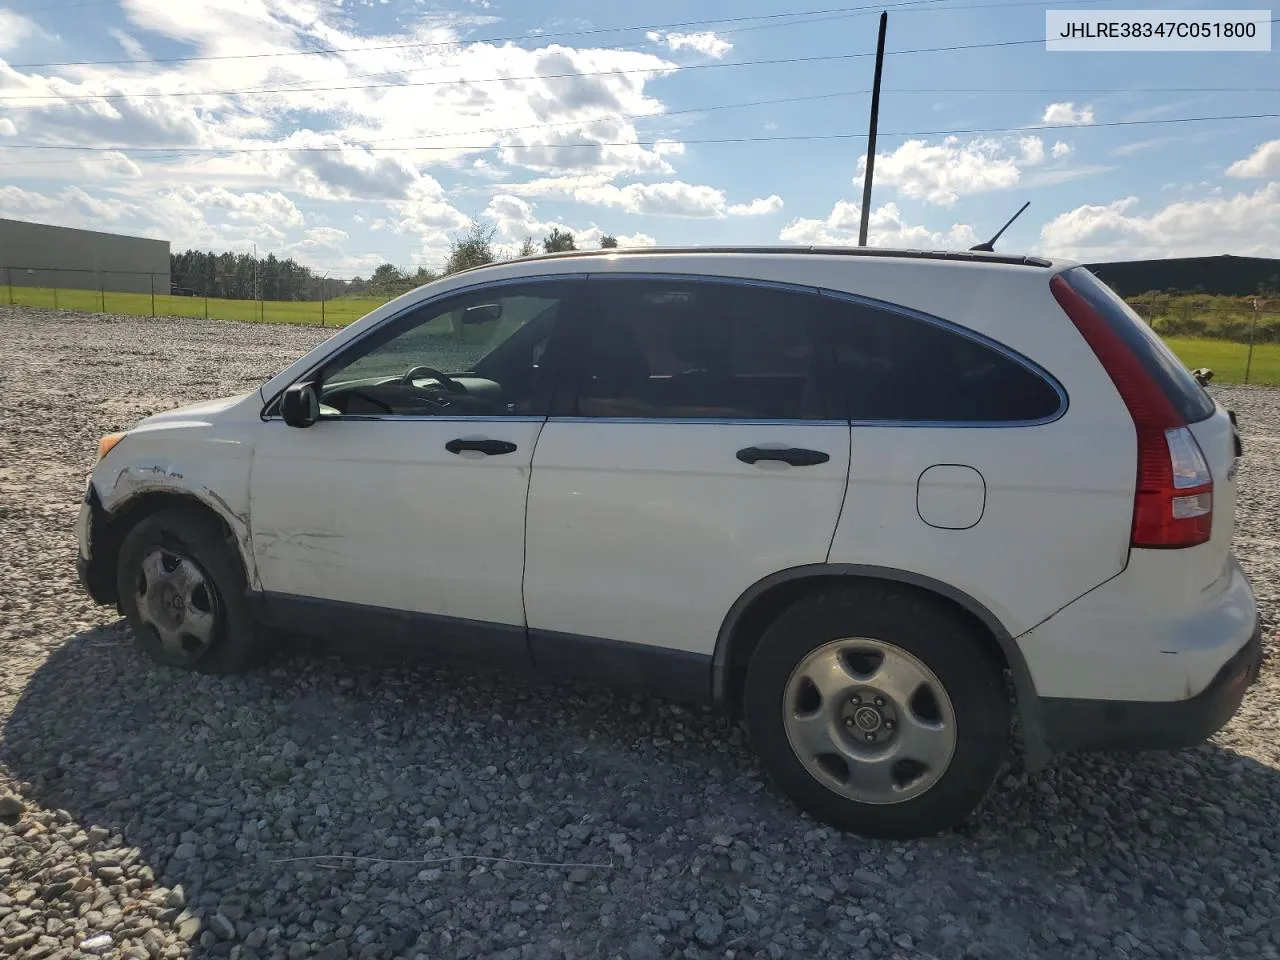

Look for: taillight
[1050,274,1213,548]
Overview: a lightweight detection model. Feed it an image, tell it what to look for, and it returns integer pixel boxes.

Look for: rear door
[522,275,852,689]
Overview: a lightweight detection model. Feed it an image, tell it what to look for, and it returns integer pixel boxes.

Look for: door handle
[736,446,830,466]
[446,438,518,456]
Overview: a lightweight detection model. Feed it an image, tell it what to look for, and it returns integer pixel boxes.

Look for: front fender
[86,428,258,593]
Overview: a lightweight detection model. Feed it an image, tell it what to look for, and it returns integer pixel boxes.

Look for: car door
[522,275,852,696]
[250,276,585,662]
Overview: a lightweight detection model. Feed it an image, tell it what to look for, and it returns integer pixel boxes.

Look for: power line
[2,112,1275,158]
[2,0,995,69]
[0,38,1074,103]
[11,11,1274,106]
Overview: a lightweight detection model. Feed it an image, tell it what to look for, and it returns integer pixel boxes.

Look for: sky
[0,0,1277,277]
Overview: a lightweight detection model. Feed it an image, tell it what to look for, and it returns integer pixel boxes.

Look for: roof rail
[451,245,1052,275]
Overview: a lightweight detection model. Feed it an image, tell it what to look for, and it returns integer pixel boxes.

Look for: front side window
[573,278,830,421]
[316,282,575,417]
[828,297,1063,423]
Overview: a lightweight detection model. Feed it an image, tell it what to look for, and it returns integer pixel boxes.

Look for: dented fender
[83,391,264,592]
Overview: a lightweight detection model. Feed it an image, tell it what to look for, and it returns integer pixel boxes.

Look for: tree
[369,263,408,297]
[516,236,538,258]
[599,235,618,249]
[542,228,576,253]
[444,218,498,275]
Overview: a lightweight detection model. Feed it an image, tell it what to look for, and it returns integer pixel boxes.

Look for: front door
[522,275,851,689]
[250,276,584,660]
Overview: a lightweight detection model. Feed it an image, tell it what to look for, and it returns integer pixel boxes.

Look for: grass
[3,284,384,327]
[6,284,1279,386]
[1165,337,1280,386]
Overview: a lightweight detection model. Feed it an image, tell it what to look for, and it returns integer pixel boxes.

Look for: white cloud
[1041,102,1095,126]
[728,195,784,216]
[0,10,36,52]
[108,27,149,61]
[1051,141,1072,159]
[859,137,1025,206]
[1037,183,1280,260]
[482,193,657,252]
[645,31,733,58]
[1019,137,1046,166]
[1227,139,1280,178]
[501,177,781,219]
[0,118,15,136]
[780,201,979,249]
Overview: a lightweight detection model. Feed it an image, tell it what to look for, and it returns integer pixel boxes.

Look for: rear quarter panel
[818,262,1138,637]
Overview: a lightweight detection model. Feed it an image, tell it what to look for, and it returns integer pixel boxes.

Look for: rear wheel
[116,507,261,673]
[743,584,1009,838]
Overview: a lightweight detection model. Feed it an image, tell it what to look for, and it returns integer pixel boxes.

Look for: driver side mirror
[281,382,320,428]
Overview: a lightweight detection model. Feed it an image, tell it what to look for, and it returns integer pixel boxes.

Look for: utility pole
[858,11,889,247]
[253,243,260,322]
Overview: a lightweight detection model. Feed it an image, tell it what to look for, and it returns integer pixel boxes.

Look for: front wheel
[743,584,1010,839]
[116,507,261,673]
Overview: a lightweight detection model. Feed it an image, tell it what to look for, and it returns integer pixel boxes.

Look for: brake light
[1050,274,1213,548]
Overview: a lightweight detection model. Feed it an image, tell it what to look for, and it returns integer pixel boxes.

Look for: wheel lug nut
[874,697,885,707]
[844,717,855,727]
[850,695,861,705]
[884,720,895,730]
[864,732,875,742]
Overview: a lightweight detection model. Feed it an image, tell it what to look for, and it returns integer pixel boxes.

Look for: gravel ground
[1,306,1278,960]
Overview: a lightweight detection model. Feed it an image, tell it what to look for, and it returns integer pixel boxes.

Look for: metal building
[0,217,170,295]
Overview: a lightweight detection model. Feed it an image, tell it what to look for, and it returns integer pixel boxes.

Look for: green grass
[1165,336,1280,386]
[3,284,383,327]
[6,284,1279,386]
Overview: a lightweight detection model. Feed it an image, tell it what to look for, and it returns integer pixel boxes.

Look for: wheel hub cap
[782,638,957,805]
[134,547,219,660]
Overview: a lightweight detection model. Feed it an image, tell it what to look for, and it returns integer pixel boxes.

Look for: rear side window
[827,296,1063,423]
[1059,267,1215,423]
[574,278,830,421]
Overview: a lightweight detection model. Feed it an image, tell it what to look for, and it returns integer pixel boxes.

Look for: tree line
[170,221,620,302]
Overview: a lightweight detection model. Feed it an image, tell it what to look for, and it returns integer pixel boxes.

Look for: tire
[116,507,261,674]
[743,583,1009,839]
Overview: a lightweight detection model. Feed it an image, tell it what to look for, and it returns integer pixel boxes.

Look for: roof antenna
[970,201,1030,252]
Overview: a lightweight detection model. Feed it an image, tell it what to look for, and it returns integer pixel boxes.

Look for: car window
[827,297,1062,423]
[574,278,829,421]
[318,283,572,418]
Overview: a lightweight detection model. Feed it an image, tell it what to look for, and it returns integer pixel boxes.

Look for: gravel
[2,305,1279,960]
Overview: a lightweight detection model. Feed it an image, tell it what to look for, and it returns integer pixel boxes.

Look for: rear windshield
[1062,267,1216,423]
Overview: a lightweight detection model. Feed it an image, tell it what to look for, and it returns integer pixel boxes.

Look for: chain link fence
[4,263,1278,384]
[1128,295,1280,385]
[1,264,386,328]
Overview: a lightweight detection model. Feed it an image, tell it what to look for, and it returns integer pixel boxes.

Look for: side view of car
[76,246,1261,838]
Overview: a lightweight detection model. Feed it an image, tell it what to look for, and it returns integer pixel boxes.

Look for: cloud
[859,137,1025,206]
[482,193,656,251]
[780,201,979,249]
[1051,141,1072,159]
[645,31,733,58]
[512,179,783,218]
[108,27,149,60]
[0,10,36,52]
[1037,184,1280,259]
[727,195,784,216]
[1227,139,1280,178]
[1041,102,1095,126]
[0,118,15,136]
[1019,137,1046,166]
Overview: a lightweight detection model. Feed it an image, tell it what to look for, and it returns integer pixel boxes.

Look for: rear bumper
[1039,623,1263,754]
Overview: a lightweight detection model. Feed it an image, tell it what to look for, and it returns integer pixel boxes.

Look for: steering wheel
[401,365,468,394]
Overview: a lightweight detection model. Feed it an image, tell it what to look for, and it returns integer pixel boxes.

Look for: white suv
[76,247,1262,838]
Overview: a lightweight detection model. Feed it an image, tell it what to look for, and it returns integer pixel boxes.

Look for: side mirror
[281,382,320,428]
[462,303,503,325]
